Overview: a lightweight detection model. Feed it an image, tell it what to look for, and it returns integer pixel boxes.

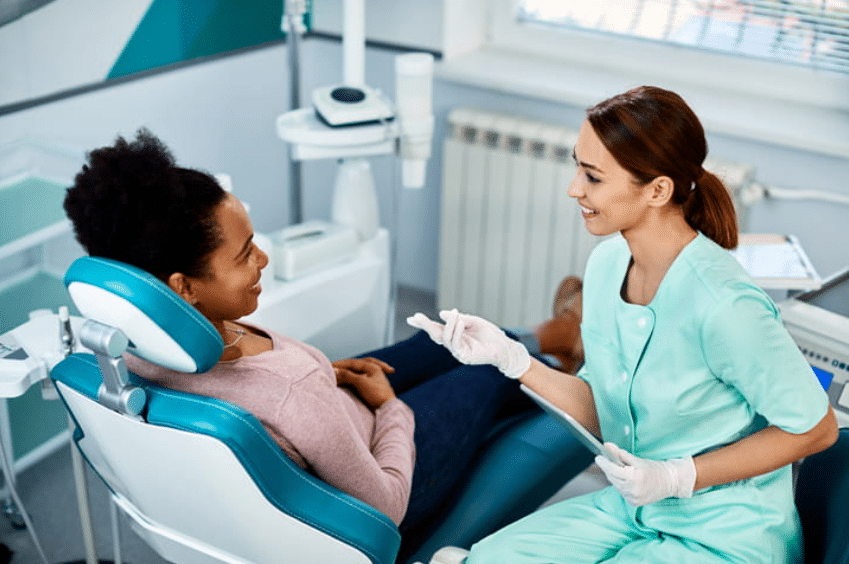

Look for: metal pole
[285,4,305,225]
[69,414,99,564]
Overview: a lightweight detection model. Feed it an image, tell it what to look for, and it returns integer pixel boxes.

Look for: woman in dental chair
[62,129,585,562]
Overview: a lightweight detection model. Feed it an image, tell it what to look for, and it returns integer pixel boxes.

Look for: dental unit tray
[521,384,622,466]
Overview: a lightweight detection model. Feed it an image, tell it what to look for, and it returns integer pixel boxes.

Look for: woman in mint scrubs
[409,86,838,563]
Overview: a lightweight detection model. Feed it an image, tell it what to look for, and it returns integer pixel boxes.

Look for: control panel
[780,269,849,428]
[793,337,849,427]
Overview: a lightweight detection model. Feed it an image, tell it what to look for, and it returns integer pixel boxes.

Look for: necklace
[224,326,247,348]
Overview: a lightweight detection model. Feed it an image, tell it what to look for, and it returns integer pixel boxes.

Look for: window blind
[518,0,849,74]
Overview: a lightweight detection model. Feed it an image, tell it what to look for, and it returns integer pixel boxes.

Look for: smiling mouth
[580,205,599,217]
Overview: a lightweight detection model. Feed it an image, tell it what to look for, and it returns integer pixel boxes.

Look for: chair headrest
[64,256,223,373]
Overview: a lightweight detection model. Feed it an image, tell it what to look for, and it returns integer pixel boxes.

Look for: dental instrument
[310,0,394,128]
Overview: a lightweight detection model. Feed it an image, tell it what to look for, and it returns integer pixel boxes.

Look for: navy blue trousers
[359,330,539,557]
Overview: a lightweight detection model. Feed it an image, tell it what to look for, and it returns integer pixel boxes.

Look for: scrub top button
[621,371,628,383]
[623,425,631,436]
[638,317,647,328]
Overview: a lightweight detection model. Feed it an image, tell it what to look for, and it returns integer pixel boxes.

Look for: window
[439,0,849,157]
[518,0,849,74]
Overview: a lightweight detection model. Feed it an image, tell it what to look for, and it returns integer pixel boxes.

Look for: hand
[595,442,696,506]
[332,357,396,410]
[407,309,531,379]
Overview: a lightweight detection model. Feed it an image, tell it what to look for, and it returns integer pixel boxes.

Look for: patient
[63,129,584,559]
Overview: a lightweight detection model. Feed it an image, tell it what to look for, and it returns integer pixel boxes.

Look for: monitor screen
[800,272,849,318]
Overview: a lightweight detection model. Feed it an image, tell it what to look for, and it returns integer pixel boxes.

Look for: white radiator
[438,107,754,328]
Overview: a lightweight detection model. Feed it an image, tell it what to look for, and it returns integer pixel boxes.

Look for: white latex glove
[594,442,696,506]
[407,309,531,379]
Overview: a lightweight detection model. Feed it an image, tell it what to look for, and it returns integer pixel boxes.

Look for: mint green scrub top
[468,234,830,564]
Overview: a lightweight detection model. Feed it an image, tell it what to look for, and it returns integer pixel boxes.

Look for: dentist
[409,86,837,563]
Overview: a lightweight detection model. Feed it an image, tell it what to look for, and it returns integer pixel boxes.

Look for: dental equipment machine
[276,0,434,192]
[780,268,849,428]
[266,0,435,353]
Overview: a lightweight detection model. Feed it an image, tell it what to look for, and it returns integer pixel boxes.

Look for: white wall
[310,0,443,52]
[0,0,444,110]
[0,0,151,107]
[0,45,292,233]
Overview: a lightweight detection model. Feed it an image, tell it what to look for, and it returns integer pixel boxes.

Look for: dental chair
[49,256,594,564]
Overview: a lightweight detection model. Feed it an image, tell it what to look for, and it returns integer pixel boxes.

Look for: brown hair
[587,86,738,249]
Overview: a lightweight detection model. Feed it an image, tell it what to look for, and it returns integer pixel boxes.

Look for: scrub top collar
[617,232,706,309]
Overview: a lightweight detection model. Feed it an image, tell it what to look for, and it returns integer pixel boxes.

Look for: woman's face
[184,193,268,325]
[568,120,650,238]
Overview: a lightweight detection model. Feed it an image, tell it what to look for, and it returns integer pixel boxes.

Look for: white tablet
[521,384,622,466]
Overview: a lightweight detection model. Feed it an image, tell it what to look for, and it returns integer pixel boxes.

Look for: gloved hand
[407,309,531,379]
[595,442,696,506]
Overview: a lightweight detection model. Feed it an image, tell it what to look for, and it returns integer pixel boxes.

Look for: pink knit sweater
[124,326,416,525]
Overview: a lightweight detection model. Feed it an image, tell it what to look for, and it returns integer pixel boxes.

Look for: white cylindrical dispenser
[331,158,379,241]
[395,52,435,188]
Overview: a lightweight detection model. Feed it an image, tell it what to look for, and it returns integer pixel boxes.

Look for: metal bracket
[79,320,147,418]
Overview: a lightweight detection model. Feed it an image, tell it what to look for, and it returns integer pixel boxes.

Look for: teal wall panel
[8,384,68,461]
[108,0,290,80]
[0,273,76,337]
[0,177,69,248]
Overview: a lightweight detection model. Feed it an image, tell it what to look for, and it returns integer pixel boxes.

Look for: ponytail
[684,169,738,250]
[587,86,739,250]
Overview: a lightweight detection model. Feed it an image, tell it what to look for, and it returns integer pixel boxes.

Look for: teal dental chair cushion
[64,256,223,373]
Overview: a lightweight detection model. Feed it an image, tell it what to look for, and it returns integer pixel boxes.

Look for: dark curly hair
[64,129,227,281]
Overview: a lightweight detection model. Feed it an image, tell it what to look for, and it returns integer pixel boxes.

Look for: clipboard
[730,233,821,291]
[521,384,622,466]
